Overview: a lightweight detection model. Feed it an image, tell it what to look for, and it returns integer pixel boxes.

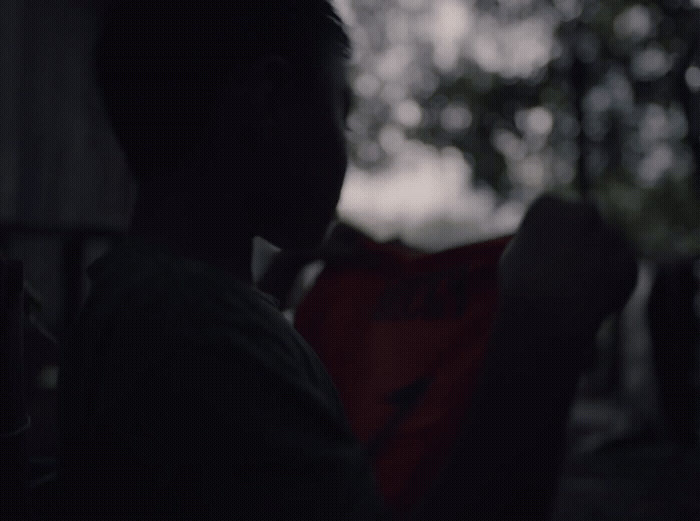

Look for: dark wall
[1,0,135,329]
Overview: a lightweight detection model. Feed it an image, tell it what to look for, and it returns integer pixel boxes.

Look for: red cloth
[295,234,512,516]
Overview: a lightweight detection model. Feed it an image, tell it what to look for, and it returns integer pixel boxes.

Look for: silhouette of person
[56,1,637,519]
[57,2,385,518]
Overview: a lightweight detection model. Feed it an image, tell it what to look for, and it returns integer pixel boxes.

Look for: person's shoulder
[90,238,266,323]
[125,244,308,369]
[90,239,330,388]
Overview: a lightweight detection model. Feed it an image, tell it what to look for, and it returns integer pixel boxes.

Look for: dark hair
[94,1,351,181]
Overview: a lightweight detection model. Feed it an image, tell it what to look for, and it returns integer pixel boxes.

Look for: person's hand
[497,194,638,341]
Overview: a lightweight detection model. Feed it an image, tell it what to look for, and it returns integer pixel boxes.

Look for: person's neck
[129,188,254,284]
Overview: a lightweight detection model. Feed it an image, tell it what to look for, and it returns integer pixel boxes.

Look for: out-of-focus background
[3,0,700,328]
[335,0,700,256]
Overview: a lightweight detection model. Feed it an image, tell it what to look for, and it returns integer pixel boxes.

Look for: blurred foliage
[338,0,700,255]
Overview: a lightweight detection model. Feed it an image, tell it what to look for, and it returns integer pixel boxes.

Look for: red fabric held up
[295,234,512,516]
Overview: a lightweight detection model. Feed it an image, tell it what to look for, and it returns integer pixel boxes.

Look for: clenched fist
[498,194,638,342]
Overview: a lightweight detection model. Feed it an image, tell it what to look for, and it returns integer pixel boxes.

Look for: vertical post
[63,234,83,332]
[675,16,700,198]
[571,52,588,200]
[0,258,29,519]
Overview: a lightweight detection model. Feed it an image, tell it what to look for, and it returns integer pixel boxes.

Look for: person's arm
[413,305,590,519]
[412,194,637,519]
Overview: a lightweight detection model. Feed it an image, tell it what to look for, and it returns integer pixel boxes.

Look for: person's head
[95,1,352,249]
